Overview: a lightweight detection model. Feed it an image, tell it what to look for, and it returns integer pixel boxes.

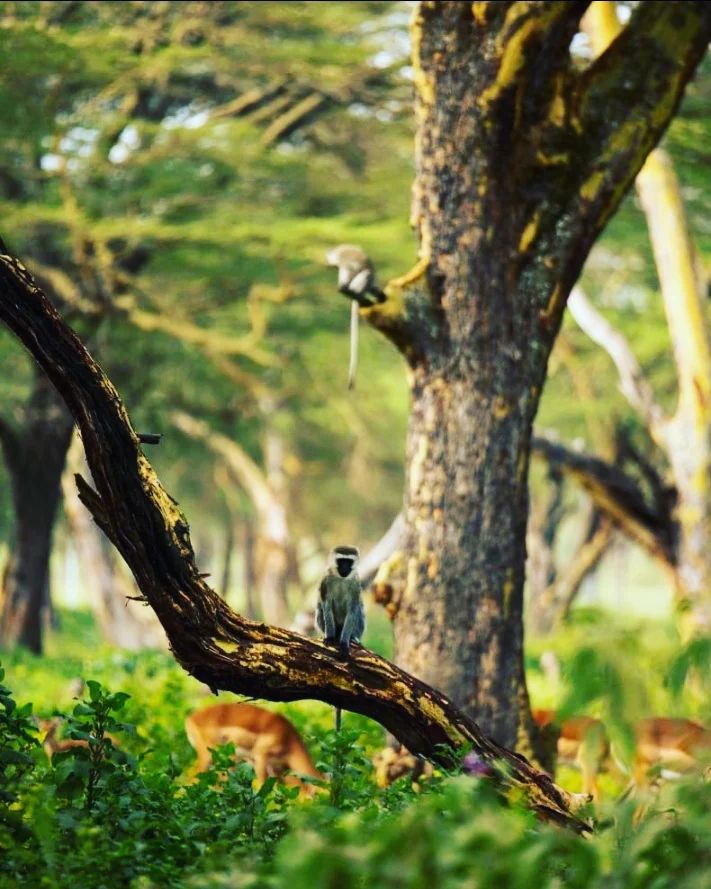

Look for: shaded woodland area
[2,3,711,886]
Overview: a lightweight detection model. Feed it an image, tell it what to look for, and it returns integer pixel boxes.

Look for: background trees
[0,0,412,650]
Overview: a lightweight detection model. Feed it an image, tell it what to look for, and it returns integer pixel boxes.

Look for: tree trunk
[637,154,711,637]
[394,364,545,749]
[582,2,711,637]
[219,513,234,601]
[172,408,293,627]
[243,519,258,620]
[0,372,73,653]
[361,0,711,754]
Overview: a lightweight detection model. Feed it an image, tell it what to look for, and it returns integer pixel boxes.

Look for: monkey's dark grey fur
[316,544,365,660]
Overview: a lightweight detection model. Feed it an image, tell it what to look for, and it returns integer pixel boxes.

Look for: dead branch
[532,434,676,567]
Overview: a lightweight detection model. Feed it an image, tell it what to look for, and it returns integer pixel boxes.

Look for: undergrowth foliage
[1,633,711,888]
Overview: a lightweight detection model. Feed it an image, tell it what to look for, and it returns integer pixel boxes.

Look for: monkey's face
[330,545,360,578]
[335,557,355,577]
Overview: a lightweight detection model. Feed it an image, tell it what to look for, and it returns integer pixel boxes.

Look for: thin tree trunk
[255,401,292,626]
[583,1,711,637]
[172,409,292,627]
[220,513,234,601]
[0,372,73,653]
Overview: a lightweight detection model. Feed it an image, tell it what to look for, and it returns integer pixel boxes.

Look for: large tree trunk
[395,361,545,749]
[0,372,73,653]
[362,1,711,752]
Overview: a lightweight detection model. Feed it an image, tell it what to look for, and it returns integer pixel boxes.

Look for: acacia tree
[362,1,711,752]
[0,248,586,831]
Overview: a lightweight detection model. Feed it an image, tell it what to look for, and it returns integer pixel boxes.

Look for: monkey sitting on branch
[316,545,366,660]
[325,244,386,389]
[316,544,366,732]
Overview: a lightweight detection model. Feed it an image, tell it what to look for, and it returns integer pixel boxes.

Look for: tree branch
[551,518,614,625]
[532,435,676,567]
[364,258,445,365]
[260,92,329,147]
[471,1,590,117]
[115,299,280,368]
[584,2,711,431]
[568,286,666,440]
[171,411,273,516]
[534,1,711,335]
[0,247,587,832]
[359,513,405,589]
[574,1,711,231]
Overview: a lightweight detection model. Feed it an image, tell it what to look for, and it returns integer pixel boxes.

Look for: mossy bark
[364,0,711,751]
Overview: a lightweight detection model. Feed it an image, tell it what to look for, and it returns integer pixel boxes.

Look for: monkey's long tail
[335,707,342,733]
[347,301,358,390]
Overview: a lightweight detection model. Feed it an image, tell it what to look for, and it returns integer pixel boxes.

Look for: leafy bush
[2,614,711,888]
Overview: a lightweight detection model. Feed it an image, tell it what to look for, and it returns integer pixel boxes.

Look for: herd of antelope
[38,695,711,804]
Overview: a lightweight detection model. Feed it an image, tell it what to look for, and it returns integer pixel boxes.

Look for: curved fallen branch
[0,247,587,833]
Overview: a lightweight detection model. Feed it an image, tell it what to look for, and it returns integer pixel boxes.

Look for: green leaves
[666,636,711,699]
[0,663,38,857]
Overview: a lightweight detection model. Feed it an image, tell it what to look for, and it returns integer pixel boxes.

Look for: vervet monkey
[316,545,366,657]
[325,245,386,390]
[316,545,366,730]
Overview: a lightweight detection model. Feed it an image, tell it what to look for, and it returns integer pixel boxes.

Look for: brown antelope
[633,717,711,785]
[38,717,120,759]
[184,702,323,797]
[532,709,609,802]
[533,710,711,800]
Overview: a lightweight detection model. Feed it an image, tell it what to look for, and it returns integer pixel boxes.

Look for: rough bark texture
[0,249,587,831]
[0,370,74,653]
[360,0,710,752]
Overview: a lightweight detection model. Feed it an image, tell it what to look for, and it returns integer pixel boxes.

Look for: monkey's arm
[339,284,375,309]
[317,579,337,643]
